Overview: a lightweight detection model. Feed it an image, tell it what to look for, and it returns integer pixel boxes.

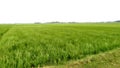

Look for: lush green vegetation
[48,48,120,68]
[0,23,120,68]
[0,25,12,39]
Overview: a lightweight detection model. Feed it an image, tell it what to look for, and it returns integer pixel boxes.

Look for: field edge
[43,48,120,68]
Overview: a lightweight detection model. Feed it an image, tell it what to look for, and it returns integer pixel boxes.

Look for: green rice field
[0,23,120,68]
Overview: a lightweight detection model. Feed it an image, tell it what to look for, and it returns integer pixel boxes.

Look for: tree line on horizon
[34,20,120,24]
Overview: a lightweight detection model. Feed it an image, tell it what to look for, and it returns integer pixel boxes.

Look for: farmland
[0,23,120,68]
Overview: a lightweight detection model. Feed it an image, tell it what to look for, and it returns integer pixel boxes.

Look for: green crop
[0,23,120,68]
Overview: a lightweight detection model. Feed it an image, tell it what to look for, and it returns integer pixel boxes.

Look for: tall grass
[0,23,120,67]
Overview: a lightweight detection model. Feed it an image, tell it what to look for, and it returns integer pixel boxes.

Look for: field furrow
[0,23,120,68]
[0,25,13,42]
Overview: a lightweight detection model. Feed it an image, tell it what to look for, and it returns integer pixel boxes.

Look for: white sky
[0,0,120,23]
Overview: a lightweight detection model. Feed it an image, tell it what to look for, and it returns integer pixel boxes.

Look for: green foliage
[0,23,120,68]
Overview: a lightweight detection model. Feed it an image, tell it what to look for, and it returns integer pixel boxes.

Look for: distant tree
[34,22,41,24]
[68,22,77,23]
[47,21,62,24]
[115,20,120,22]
